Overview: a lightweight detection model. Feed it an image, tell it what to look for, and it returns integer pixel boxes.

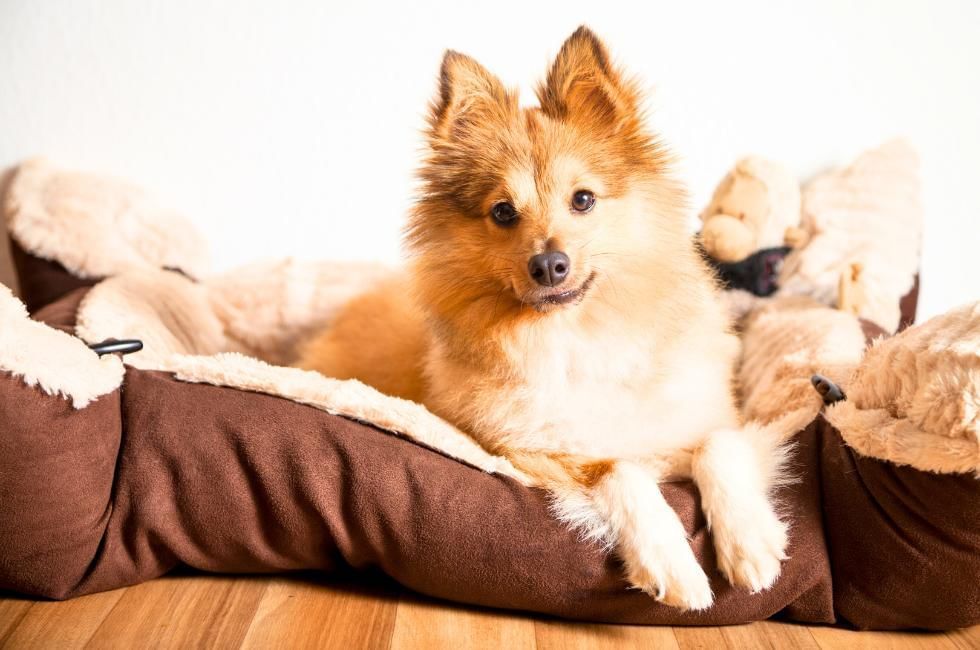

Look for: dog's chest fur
[424,309,740,461]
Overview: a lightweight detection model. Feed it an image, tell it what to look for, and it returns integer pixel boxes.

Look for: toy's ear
[428,50,513,141]
[537,26,639,131]
[700,214,756,263]
[700,171,736,222]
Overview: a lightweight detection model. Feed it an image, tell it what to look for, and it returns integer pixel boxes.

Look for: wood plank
[390,597,535,650]
[1,589,124,649]
[946,625,980,650]
[241,576,398,650]
[2,581,977,650]
[536,618,679,649]
[809,624,959,649]
[672,621,820,650]
[722,621,821,649]
[84,574,268,649]
[0,598,34,645]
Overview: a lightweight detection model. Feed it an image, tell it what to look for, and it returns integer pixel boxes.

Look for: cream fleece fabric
[3,158,210,280]
[0,284,123,408]
[75,264,390,369]
[737,295,868,430]
[825,302,980,475]
[207,258,390,366]
[75,269,233,369]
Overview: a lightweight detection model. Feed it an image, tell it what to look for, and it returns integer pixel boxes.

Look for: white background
[1,0,978,319]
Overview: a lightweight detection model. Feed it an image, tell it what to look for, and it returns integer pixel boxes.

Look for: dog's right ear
[428,51,514,141]
[537,26,640,133]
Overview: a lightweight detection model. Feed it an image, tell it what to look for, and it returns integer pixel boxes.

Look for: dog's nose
[528,251,570,287]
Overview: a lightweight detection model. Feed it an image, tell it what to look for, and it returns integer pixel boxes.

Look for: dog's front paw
[714,507,788,593]
[490,457,534,485]
[626,544,714,611]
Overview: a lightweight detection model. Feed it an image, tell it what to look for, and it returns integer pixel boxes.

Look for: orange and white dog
[299,26,788,610]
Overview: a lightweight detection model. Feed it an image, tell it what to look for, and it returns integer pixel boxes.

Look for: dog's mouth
[527,271,597,312]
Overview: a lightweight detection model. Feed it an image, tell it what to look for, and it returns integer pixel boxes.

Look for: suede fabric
[0,362,120,598]
[820,423,980,629]
[9,239,99,315]
[0,358,835,625]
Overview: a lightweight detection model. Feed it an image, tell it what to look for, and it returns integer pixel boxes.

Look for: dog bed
[1,160,978,630]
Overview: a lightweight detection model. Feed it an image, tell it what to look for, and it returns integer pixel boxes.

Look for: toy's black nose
[528,251,570,287]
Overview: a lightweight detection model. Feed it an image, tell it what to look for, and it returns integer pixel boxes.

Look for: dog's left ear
[428,50,515,142]
[537,26,640,132]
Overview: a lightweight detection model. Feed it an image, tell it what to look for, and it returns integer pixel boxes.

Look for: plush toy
[699,141,922,333]
[699,156,803,266]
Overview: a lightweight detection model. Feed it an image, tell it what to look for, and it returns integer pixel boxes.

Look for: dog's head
[408,27,688,325]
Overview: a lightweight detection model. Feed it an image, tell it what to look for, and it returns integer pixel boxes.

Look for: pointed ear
[428,50,513,140]
[537,26,638,130]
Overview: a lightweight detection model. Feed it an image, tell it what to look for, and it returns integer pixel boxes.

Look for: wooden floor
[0,572,976,649]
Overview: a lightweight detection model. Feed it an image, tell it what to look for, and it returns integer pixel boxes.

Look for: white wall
[2,0,978,318]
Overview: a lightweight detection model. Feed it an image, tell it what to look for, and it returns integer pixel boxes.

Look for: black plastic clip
[811,374,846,406]
[88,339,144,357]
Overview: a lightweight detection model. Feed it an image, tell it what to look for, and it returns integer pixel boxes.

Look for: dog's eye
[491,201,519,226]
[571,190,596,213]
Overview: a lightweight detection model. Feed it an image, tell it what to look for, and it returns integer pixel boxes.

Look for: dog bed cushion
[1,160,978,630]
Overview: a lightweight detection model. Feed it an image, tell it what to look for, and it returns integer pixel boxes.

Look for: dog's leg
[692,427,789,593]
[557,460,713,610]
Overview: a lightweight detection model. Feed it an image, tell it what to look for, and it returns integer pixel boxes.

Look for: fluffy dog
[299,26,788,610]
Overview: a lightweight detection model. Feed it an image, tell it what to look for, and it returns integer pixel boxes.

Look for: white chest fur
[426,313,738,460]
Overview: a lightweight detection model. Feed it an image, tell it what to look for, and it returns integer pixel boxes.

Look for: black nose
[528,251,570,287]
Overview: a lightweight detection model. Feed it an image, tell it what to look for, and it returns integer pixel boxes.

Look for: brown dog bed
[1,160,978,630]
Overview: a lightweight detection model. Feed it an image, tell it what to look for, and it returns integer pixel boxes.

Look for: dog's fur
[299,26,788,610]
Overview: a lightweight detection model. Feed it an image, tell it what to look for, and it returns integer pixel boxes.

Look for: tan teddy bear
[699,141,922,334]
[699,156,803,264]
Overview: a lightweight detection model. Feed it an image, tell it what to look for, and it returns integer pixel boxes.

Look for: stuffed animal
[699,141,922,333]
[699,156,803,266]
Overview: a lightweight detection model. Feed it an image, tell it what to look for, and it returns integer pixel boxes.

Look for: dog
[298,26,788,610]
